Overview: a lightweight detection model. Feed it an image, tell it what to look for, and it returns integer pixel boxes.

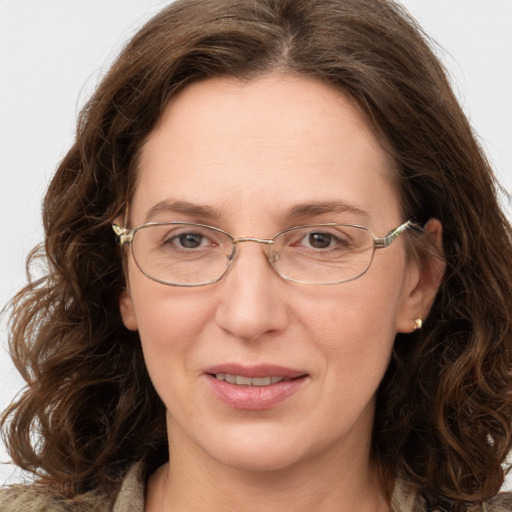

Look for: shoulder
[392,479,512,511]
[423,493,512,512]
[483,492,512,511]
[112,461,145,512]
[0,463,145,512]
[0,485,110,512]
[0,485,70,512]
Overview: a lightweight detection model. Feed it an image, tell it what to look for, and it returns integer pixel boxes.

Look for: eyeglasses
[112,220,422,286]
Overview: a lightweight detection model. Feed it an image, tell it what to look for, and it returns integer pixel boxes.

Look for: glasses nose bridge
[228,236,277,267]
[232,236,274,246]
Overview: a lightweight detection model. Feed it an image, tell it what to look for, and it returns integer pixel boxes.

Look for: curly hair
[2,0,512,508]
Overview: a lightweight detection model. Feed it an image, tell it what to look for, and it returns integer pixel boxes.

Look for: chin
[197,424,325,475]
[214,447,305,474]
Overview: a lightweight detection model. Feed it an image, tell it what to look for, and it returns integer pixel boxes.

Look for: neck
[145,423,390,512]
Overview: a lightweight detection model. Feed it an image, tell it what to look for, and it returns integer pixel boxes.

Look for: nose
[214,243,289,343]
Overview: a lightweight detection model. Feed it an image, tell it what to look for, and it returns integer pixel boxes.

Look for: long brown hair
[2,0,512,507]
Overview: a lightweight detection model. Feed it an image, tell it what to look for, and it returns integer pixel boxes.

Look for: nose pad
[264,246,280,277]
[269,251,279,263]
[222,245,239,279]
[259,243,280,276]
[226,245,237,263]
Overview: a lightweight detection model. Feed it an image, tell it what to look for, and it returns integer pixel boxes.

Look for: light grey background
[1,0,511,486]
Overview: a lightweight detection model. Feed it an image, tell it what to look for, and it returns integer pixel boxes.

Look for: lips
[204,364,308,410]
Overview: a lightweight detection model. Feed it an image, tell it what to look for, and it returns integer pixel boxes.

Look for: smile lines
[214,374,292,387]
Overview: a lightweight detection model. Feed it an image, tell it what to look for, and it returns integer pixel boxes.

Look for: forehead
[134,74,400,230]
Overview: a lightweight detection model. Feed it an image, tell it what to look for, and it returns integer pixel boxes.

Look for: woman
[1,0,511,510]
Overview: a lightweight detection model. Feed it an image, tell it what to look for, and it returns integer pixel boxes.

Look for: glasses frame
[112,219,423,286]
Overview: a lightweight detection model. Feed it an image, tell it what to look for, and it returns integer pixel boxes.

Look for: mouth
[205,365,308,410]
[212,374,293,387]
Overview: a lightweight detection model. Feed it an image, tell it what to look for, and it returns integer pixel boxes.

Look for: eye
[174,232,208,249]
[137,224,229,257]
[306,232,335,249]
[295,230,350,251]
[160,225,229,251]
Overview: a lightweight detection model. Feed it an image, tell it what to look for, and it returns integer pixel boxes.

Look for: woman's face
[120,74,426,474]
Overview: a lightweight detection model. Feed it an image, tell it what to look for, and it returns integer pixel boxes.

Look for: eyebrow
[284,201,370,222]
[143,199,369,225]
[144,199,221,223]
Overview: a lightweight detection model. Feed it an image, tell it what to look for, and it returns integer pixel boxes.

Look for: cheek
[299,273,404,379]
[137,294,213,348]
[130,291,216,423]
[126,268,217,373]
[303,275,403,341]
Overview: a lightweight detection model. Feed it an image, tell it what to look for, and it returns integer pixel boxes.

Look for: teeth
[214,374,291,386]
[236,375,252,386]
[252,377,271,386]
[225,374,236,384]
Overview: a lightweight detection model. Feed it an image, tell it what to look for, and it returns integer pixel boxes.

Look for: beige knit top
[1,463,511,511]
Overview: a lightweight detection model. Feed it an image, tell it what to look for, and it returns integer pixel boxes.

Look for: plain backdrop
[1,0,511,487]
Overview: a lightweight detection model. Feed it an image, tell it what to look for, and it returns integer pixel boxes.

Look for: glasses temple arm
[112,223,133,246]
[374,220,424,249]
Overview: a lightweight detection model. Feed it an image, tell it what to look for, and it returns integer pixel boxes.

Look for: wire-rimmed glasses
[112,220,422,286]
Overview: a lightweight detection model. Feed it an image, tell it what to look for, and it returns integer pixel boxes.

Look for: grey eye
[177,233,204,248]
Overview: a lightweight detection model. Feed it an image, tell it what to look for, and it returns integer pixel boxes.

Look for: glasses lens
[131,223,233,285]
[271,225,374,284]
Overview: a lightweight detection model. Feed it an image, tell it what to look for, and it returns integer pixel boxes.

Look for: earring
[414,318,423,330]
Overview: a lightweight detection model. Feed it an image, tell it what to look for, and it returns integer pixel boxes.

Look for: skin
[120,73,443,512]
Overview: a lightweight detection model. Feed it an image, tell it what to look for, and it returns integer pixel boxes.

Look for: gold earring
[414,318,423,330]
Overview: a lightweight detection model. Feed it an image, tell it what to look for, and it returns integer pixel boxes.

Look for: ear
[396,218,446,333]
[119,288,139,331]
